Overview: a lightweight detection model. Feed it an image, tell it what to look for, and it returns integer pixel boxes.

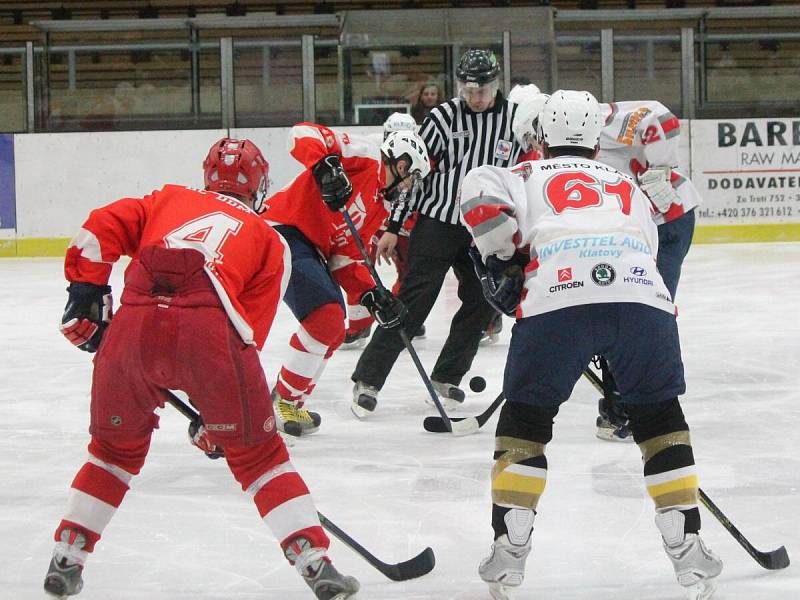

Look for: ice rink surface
[2,242,799,600]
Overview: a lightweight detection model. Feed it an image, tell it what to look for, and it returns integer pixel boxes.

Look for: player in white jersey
[515,96,701,440]
[460,90,721,600]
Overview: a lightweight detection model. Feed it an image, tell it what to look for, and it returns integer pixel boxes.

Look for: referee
[350,48,521,417]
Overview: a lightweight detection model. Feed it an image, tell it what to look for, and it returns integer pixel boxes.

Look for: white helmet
[383,112,417,140]
[507,83,541,105]
[512,93,550,151]
[538,89,603,150]
[381,131,431,179]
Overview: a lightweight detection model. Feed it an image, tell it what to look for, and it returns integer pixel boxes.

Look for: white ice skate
[478,509,534,600]
[351,381,379,419]
[656,510,723,600]
[285,535,360,600]
[44,529,87,598]
[430,380,465,411]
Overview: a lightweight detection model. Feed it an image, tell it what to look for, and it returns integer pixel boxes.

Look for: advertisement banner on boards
[690,118,800,225]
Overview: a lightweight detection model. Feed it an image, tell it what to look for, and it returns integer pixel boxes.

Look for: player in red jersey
[44,138,359,600]
[262,122,429,433]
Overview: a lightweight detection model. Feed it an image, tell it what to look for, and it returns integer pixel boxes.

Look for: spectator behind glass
[411,81,444,124]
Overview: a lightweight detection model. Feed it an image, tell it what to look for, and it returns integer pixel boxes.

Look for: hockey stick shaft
[582,367,790,570]
[163,390,437,580]
[340,210,454,432]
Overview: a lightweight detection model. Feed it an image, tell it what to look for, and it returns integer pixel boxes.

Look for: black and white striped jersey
[387,92,521,229]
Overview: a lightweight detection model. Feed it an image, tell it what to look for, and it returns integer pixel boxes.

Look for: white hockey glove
[638,167,680,213]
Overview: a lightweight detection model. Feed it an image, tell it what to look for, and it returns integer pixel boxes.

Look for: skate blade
[595,428,634,443]
[480,333,500,347]
[685,578,717,600]
[487,582,515,600]
[341,339,367,350]
[278,432,296,447]
[350,402,373,420]
[423,395,464,412]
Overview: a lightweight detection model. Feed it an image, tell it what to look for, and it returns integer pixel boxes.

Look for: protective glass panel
[0,50,25,133]
[614,34,682,116]
[510,38,553,95]
[233,41,302,128]
[554,32,602,99]
[45,45,195,132]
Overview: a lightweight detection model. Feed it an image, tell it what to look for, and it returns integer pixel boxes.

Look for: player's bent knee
[627,397,688,443]
[497,400,558,444]
[88,435,150,475]
[302,302,346,350]
[225,434,290,491]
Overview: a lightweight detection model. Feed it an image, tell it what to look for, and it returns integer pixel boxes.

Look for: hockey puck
[469,376,486,393]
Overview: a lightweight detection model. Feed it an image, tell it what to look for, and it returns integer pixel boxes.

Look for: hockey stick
[340,210,474,436]
[163,390,437,581]
[423,391,505,434]
[582,367,790,570]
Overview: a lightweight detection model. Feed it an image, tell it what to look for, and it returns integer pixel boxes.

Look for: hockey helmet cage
[538,90,603,151]
[203,137,270,212]
[381,131,431,180]
[507,83,542,105]
[383,112,417,140]
[512,93,550,150]
[455,49,500,87]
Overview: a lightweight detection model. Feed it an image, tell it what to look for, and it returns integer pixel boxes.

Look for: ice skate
[285,536,360,600]
[44,529,86,598]
[656,510,723,600]
[480,313,503,346]
[342,325,371,350]
[595,397,633,442]
[351,381,378,419]
[479,534,532,600]
[273,390,321,437]
[431,380,465,410]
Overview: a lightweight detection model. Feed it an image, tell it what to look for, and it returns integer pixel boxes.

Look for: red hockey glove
[59,282,113,353]
[188,418,225,460]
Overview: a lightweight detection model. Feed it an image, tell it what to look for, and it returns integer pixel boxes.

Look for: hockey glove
[470,248,526,317]
[59,282,113,353]
[188,418,225,460]
[638,167,680,213]
[360,286,407,330]
[312,154,353,212]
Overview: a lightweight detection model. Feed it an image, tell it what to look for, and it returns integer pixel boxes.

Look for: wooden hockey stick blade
[318,512,436,581]
[423,393,505,434]
[699,489,790,570]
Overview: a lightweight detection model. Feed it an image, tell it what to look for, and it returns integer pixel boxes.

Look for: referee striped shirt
[387,91,521,230]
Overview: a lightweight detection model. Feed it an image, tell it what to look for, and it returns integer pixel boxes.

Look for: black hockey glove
[311,154,353,212]
[188,418,225,460]
[469,248,526,317]
[360,286,407,330]
[59,282,113,353]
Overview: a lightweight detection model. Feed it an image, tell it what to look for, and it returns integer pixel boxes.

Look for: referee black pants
[351,214,496,390]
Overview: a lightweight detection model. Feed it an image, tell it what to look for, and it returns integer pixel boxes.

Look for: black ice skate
[44,529,86,598]
[342,325,371,349]
[273,389,321,437]
[285,535,360,599]
[431,380,465,410]
[351,381,378,419]
[595,397,633,442]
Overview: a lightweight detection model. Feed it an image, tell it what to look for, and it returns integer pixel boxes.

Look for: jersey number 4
[544,172,633,215]
[164,211,243,263]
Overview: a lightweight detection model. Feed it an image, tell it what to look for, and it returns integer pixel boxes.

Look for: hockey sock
[54,436,149,558]
[491,402,558,540]
[225,435,329,556]
[628,398,701,534]
[276,303,345,402]
[346,292,373,335]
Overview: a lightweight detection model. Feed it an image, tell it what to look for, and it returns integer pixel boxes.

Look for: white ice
[2,242,799,600]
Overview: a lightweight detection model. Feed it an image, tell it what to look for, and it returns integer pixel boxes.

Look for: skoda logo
[591,263,616,286]
[630,266,647,277]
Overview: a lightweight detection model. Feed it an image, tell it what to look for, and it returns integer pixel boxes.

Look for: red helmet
[203,137,269,212]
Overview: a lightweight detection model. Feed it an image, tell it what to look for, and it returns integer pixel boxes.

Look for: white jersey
[460,158,674,319]
[599,100,701,225]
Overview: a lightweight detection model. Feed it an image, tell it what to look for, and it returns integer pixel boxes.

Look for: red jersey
[263,123,389,298]
[64,184,290,350]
